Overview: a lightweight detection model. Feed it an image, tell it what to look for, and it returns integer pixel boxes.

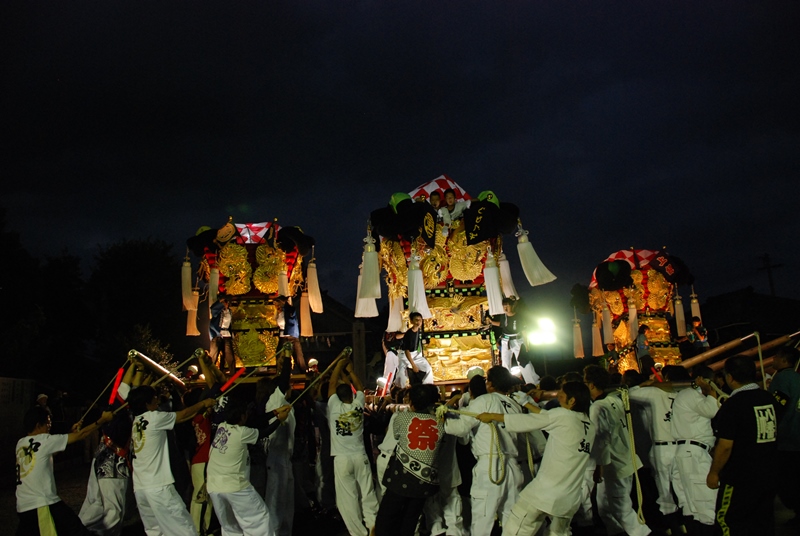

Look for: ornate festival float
[583,248,696,372]
[356,175,556,383]
[182,218,323,369]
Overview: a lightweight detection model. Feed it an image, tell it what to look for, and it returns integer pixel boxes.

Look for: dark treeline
[0,208,197,402]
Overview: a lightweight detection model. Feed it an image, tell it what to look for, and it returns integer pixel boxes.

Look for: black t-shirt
[402,329,423,353]
[712,387,778,486]
[496,314,524,338]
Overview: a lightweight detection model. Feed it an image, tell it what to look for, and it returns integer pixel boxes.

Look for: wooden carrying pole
[679,333,757,368]
[220,341,294,396]
[112,349,203,416]
[707,330,800,371]
[290,347,353,407]
[129,348,203,388]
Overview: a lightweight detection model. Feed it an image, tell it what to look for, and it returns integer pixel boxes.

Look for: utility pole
[757,254,782,296]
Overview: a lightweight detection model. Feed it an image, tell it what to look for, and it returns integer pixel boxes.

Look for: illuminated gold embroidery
[252,243,283,294]
[646,269,671,311]
[218,244,252,295]
[420,246,449,288]
[448,228,486,282]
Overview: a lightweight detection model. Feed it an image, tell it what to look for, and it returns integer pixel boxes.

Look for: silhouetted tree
[87,238,193,372]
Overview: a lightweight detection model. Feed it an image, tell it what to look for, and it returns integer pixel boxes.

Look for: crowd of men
[15,338,800,536]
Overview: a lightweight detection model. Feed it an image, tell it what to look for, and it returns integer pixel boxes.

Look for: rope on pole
[435,406,505,484]
[618,387,646,526]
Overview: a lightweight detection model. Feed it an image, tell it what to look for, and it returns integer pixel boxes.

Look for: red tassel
[109,368,125,405]
[221,367,245,391]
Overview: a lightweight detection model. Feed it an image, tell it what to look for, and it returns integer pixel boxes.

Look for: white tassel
[387,295,404,332]
[209,267,219,306]
[307,251,324,313]
[690,285,702,322]
[628,301,638,343]
[674,292,687,337]
[483,248,504,316]
[408,253,432,319]
[359,227,382,299]
[592,312,604,356]
[181,260,194,311]
[278,269,290,297]
[186,289,201,336]
[355,268,379,318]
[300,291,313,336]
[515,223,557,286]
[498,253,519,298]
[573,309,584,358]
[602,304,614,344]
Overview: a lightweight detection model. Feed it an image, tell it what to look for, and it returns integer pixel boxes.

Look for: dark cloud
[3,0,799,314]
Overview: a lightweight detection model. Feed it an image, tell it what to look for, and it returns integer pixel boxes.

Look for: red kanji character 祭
[406,417,439,450]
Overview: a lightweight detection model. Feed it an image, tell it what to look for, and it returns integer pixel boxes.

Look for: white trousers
[404,350,434,385]
[135,485,198,536]
[209,485,270,536]
[596,474,650,536]
[501,338,539,385]
[502,497,571,536]
[470,456,523,536]
[79,461,128,536]
[314,439,336,510]
[671,442,717,525]
[265,450,294,536]
[423,484,464,536]
[383,351,402,388]
[500,338,523,369]
[190,462,213,534]
[572,464,595,528]
[649,443,678,515]
[334,453,379,536]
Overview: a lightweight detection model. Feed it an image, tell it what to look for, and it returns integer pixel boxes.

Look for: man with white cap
[36,393,51,413]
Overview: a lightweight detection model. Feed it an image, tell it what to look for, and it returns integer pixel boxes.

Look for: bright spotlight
[537,318,556,331]
[528,332,557,345]
[528,317,557,346]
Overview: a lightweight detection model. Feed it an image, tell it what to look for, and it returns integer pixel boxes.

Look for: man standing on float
[402,312,434,385]
[488,297,539,385]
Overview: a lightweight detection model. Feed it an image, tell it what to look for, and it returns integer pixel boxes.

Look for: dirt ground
[2,460,798,535]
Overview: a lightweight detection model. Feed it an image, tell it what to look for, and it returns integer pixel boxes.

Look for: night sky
[4,2,799,335]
